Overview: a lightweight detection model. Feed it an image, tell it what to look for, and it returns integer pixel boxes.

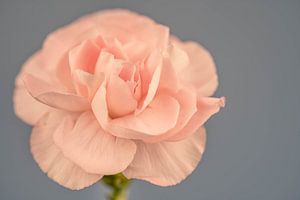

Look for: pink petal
[168,88,197,131]
[36,92,90,112]
[94,51,122,77]
[68,40,100,73]
[91,82,110,129]
[23,73,90,112]
[55,54,75,92]
[106,74,138,118]
[100,36,129,60]
[53,111,137,175]
[124,127,206,186]
[41,9,169,88]
[22,73,59,96]
[158,57,179,93]
[119,63,135,81]
[16,51,57,84]
[168,97,225,141]
[146,87,197,143]
[13,52,53,125]
[72,69,104,99]
[42,17,98,70]
[137,51,163,113]
[166,44,189,73]
[172,39,218,96]
[44,20,99,91]
[108,94,180,138]
[13,83,51,125]
[133,76,142,100]
[89,9,169,60]
[31,111,102,190]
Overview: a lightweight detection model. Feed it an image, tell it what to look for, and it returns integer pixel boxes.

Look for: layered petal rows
[13,9,224,189]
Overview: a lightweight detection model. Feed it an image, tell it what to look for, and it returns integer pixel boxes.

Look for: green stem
[102,173,131,200]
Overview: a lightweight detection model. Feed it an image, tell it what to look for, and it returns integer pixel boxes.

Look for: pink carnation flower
[13,9,225,190]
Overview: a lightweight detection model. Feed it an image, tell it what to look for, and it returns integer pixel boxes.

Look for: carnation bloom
[13,9,225,190]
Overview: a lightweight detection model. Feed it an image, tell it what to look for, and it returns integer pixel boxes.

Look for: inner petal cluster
[66,36,158,119]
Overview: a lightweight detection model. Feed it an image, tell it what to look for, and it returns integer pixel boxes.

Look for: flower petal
[31,111,102,190]
[172,39,218,96]
[89,9,169,60]
[94,51,122,77]
[53,111,137,175]
[42,17,98,70]
[72,69,104,99]
[158,58,179,93]
[124,127,206,186]
[55,54,75,91]
[146,87,197,143]
[44,20,99,90]
[23,73,90,112]
[36,92,90,112]
[166,44,189,73]
[99,36,129,60]
[109,94,180,138]
[168,97,225,141]
[91,82,110,129]
[137,51,163,113]
[13,52,53,125]
[13,83,51,125]
[68,40,100,73]
[106,74,137,118]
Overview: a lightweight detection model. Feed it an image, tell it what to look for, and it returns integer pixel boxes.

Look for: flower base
[102,173,131,200]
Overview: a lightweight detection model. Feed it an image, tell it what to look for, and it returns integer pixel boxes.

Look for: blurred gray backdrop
[1,0,300,200]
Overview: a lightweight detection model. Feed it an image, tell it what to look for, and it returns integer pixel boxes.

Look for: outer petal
[43,9,169,70]
[13,83,51,125]
[53,111,137,175]
[13,52,53,125]
[30,111,102,190]
[36,92,90,112]
[44,20,99,90]
[172,39,218,96]
[168,97,225,141]
[42,16,99,70]
[124,127,206,186]
[89,9,169,60]
[23,73,90,112]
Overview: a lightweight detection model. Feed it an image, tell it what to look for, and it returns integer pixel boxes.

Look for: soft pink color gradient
[13,9,225,190]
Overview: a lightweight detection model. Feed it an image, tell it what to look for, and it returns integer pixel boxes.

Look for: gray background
[1,0,300,200]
